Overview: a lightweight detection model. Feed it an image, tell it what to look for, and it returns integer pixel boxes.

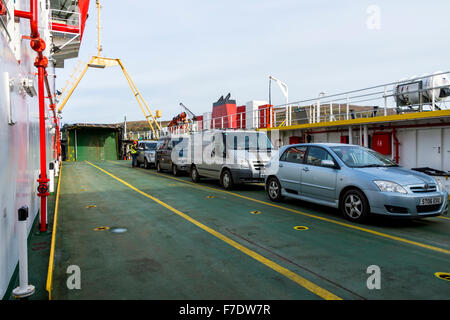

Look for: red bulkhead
[340,135,349,144]
[258,104,273,128]
[212,99,237,129]
[372,132,392,155]
[289,136,303,144]
[236,105,246,129]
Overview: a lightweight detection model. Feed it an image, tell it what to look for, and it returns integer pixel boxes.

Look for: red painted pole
[56,120,61,159]
[392,128,400,164]
[30,0,39,38]
[36,65,49,232]
[15,0,67,231]
[14,10,32,20]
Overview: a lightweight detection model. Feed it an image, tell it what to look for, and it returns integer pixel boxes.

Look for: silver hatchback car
[264,143,449,222]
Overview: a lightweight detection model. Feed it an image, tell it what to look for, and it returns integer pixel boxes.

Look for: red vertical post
[15,0,54,233]
[30,0,39,38]
[392,129,400,164]
[56,120,61,159]
[36,64,49,232]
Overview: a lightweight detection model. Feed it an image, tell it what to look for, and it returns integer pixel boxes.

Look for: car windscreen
[331,146,398,168]
[224,132,274,151]
[172,138,188,147]
[146,143,157,150]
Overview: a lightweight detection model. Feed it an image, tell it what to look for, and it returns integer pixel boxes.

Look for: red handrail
[51,22,80,34]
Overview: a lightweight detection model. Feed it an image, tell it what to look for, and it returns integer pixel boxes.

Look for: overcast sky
[57,0,450,124]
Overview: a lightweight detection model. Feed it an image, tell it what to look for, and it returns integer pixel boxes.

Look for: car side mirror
[321,159,337,168]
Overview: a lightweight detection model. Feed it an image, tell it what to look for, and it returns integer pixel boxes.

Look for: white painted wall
[417,129,442,169]
[397,129,416,169]
[0,0,55,299]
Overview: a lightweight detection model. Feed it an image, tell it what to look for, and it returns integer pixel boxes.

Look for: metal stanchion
[12,206,35,299]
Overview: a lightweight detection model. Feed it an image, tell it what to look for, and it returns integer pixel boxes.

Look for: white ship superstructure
[0,0,87,298]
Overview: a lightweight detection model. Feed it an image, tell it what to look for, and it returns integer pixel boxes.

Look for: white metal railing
[166,71,450,133]
[50,9,81,33]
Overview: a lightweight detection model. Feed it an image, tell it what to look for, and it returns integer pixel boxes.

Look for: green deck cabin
[63,123,122,161]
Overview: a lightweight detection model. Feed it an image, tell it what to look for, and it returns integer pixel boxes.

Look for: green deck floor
[49,161,450,300]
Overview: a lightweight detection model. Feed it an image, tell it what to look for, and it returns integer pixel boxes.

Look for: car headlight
[373,180,408,194]
[239,159,249,168]
[436,179,443,191]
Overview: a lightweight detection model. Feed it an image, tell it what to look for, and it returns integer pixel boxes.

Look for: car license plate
[420,197,442,206]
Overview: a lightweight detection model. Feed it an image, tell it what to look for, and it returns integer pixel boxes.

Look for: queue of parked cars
[133,131,449,223]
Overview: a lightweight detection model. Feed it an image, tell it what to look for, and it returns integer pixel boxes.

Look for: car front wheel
[341,189,370,223]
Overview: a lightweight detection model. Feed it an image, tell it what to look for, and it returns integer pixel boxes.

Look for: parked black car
[155,136,190,176]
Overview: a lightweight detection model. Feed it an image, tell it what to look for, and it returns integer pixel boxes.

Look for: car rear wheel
[267,177,283,202]
[172,164,179,176]
[220,169,234,190]
[190,165,200,183]
[341,189,370,223]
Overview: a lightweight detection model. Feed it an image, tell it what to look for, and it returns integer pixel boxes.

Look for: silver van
[188,130,274,189]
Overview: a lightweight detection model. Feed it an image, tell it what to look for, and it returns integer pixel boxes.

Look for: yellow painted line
[438,216,450,221]
[46,163,63,300]
[85,161,341,300]
[135,169,450,256]
[259,109,450,132]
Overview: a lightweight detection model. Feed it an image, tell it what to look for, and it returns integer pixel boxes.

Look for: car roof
[281,143,361,150]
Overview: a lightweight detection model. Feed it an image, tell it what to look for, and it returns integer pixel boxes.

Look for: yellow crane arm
[56,56,161,138]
